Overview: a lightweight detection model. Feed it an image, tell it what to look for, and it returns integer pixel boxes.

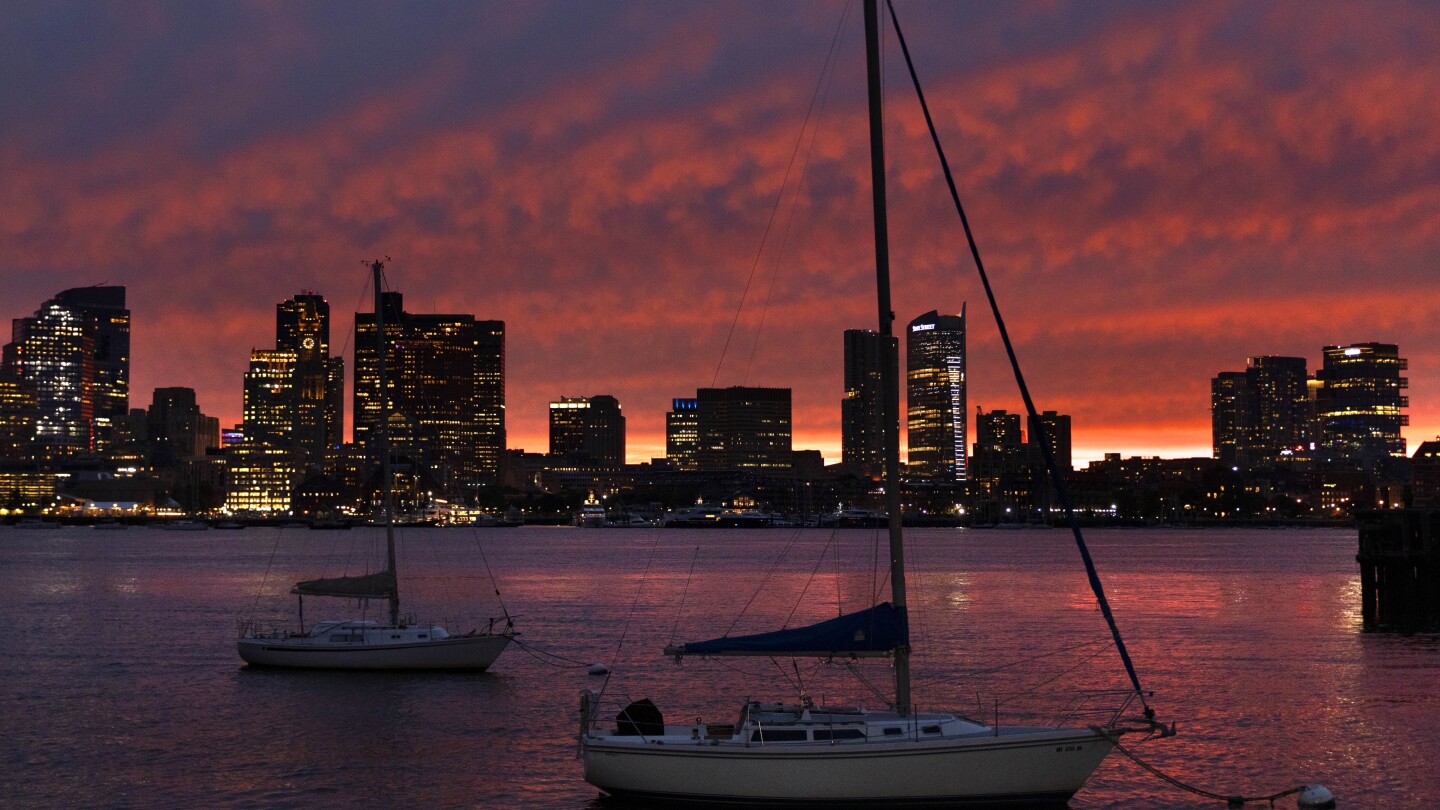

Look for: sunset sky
[4,1,1437,465]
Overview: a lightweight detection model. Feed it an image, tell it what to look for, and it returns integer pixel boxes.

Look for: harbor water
[3,525,1436,807]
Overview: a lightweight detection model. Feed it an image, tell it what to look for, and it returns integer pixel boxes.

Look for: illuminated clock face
[301,337,316,350]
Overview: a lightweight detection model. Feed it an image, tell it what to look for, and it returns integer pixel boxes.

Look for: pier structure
[1356,509,1440,631]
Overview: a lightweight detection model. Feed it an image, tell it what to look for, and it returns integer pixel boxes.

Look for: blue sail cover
[665,603,908,659]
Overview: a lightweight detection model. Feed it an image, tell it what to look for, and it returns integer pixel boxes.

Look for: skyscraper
[666,398,699,471]
[549,395,625,466]
[1211,356,1311,470]
[148,387,215,469]
[1212,371,1251,468]
[842,329,894,478]
[0,375,38,462]
[235,292,345,476]
[1027,410,1072,472]
[972,409,1024,480]
[1314,342,1407,468]
[2,286,129,458]
[1249,356,1310,460]
[276,292,345,464]
[695,386,792,472]
[970,407,1027,513]
[242,349,298,446]
[473,319,506,481]
[354,290,506,495]
[906,308,966,484]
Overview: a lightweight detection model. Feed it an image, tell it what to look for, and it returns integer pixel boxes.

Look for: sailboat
[578,2,1163,803]
[236,260,515,670]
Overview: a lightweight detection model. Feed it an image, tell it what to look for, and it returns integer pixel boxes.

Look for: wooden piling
[1356,509,1440,631]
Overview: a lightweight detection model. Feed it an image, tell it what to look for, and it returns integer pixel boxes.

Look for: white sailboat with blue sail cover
[578,2,1167,803]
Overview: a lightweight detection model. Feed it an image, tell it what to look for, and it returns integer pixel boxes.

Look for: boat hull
[237,633,512,670]
[583,727,1111,806]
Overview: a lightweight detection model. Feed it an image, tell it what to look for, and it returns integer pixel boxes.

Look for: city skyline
[4,2,1437,464]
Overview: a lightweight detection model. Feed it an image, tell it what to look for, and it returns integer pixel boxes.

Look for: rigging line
[870,523,881,607]
[335,262,372,372]
[844,659,893,707]
[742,4,848,384]
[245,525,286,622]
[668,546,701,646]
[913,638,1110,685]
[468,527,512,621]
[699,651,832,681]
[766,656,809,698]
[832,527,844,616]
[884,0,1152,718]
[425,534,460,607]
[709,656,780,679]
[784,533,837,627]
[597,527,665,702]
[712,1,852,387]
[995,642,1114,709]
[510,638,594,669]
[724,524,806,637]
[318,511,351,580]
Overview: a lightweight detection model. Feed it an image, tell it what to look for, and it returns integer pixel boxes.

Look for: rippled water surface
[3,525,1436,807]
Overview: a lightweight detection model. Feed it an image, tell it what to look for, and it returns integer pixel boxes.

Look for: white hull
[583,725,1111,806]
[238,623,512,670]
[579,701,1118,806]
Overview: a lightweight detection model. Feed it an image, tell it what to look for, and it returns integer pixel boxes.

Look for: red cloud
[3,2,1438,462]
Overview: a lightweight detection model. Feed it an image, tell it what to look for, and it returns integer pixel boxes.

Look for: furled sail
[664,603,908,659]
[292,570,397,600]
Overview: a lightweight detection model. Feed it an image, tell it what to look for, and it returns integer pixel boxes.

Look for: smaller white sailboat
[236,260,515,671]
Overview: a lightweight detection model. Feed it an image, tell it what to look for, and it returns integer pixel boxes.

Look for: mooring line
[1107,734,1313,807]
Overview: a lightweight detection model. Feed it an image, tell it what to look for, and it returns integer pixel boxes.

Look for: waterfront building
[1314,343,1407,468]
[695,386,792,473]
[842,329,894,479]
[1413,441,1440,509]
[972,409,1024,479]
[971,408,1026,516]
[354,290,505,496]
[549,395,625,466]
[1212,356,1311,470]
[242,349,297,446]
[666,398,700,471]
[223,443,303,514]
[2,286,129,459]
[234,293,346,471]
[0,466,56,511]
[906,308,966,484]
[473,320,506,482]
[1027,411,1072,472]
[1212,371,1257,469]
[1025,410,1072,516]
[1249,356,1311,458]
[0,375,38,462]
[147,387,217,469]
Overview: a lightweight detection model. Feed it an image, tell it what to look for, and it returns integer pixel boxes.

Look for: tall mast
[371,258,400,628]
[864,0,909,713]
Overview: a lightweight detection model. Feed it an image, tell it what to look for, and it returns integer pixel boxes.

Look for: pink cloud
[3,1,1437,464]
